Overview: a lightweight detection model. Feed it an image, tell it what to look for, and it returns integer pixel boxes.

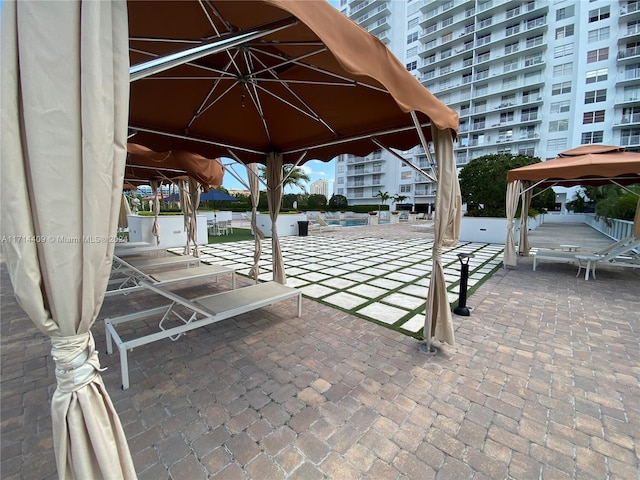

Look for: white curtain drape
[503,180,522,267]
[178,178,200,257]
[1,1,136,478]
[424,126,460,349]
[150,180,161,245]
[247,163,264,283]
[266,153,286,284]
[518,186,533,256]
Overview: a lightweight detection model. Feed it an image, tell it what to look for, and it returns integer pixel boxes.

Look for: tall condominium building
[310,178,330,198]
[334,0,640,212]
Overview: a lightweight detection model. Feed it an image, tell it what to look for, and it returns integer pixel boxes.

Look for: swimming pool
[326,218,388,227]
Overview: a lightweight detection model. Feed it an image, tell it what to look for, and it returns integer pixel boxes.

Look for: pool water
[326,219,388,227]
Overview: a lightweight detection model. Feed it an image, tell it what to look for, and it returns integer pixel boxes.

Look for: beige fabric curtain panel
[519,187,533,256]
[178,178,200,257]
[423,126,460,349]
[247,163,264,283]
[266,153,286,284]
[503,180,522,267]
[1,1,137,479]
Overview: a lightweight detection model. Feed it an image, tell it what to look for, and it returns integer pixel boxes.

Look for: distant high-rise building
[310,179,330,198]
[334,0,639,212]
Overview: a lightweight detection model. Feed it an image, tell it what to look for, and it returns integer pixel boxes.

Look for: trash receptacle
[297,220,309,236]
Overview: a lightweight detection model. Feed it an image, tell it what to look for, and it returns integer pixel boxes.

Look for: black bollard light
[453,253,474,316]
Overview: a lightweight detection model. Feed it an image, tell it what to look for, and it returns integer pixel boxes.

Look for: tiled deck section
[1,223,638,479]
[191,236,503,335]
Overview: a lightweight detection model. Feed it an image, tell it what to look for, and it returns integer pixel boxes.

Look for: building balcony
[350,1,390,23]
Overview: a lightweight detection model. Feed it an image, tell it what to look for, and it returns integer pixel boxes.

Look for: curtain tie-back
[432,244,443,262]
[51,332,105,393]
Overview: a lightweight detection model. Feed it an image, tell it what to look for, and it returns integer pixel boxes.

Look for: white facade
[334,0,640,211]
[310,179,330,198]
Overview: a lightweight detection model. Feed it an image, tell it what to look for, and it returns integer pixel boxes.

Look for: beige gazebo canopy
[2,2,460,478]
[504,145,640,266]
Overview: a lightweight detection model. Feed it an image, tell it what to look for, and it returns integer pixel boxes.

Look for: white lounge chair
[107,255,235,296]
[575,238,640,280]
[532,236,640,279]
[105,281,302,389]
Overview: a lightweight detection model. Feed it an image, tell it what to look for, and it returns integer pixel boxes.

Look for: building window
[550,100,571,113]
[525,35,543,48]
[521,107,538,121]
[524,54,543,67]
[424,54,435,65]
[506,5,521,19]
[624,85,640,102]
[505,23,520,36]
[504,41,519,55]
[406,46,418,57]
[553,63,573,77]
[554,44,574,58]
[406,61,417,71]
[587,48,608,63]
[556,5,575,20]
[549,120,569,132]
[520,125,536,139]
[621,128,640,146]
[586,68,608,83]
[552,82,572,95]
[588,6,610,23]
[408,18,419,29]
[476,33,491,46]
[628,20,640,36]
[477,51,490,62]
[504,59,519,72]
[407,32,418,44]
[585,89,607,103]
[522,89,540,103]
[497,128,514,142]
[500,111,515,123]
[337,165,344,173]
[441,16,453,28]
[622,106,640,123]
[555,24,574,39]
[441,48,452,59]
[581,131,604,144]
[518,143,535,156]
[401,171,412,180]
[526,16,545,30]
[503,76,517,89]
[400,184,412,193]
[625,63,640,80]
[583,110,605,124]
[442,32,453,43]
[547,138,567,150]
[588,26,609,42]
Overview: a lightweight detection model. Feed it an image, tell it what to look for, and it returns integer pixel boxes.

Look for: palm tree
[392,193,408,211]
[375,190,390,213]
[259,164,311,192]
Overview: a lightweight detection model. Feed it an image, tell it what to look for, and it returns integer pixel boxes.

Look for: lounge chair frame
[105,281,302,389]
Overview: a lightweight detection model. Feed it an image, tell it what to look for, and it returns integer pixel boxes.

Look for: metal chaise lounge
[107,255,235,296]
[532,235,640,279]
[105,280,302,389]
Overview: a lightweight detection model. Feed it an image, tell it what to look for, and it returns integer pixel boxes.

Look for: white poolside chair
[107,255,236,296]
[532,235,640,279]
[105,280,301,388]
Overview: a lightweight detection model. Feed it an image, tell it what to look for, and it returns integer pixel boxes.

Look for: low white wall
[255,213,308,237]
[459,217,520,244]
[200,210,232,222]
[542,213,586,224]
[128,214,208,247]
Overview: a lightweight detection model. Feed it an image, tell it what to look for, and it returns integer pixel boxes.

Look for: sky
[221,158,335,195]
